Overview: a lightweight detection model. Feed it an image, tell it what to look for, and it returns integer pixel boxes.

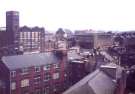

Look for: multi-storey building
[0,27,8,48]
[94,32,113,50]
[0,50,69,94]
[0,27,22,57]
[108,32,135,93]
[68,60,89,85]
[6,11,20,48]
[74,32,94,49]
[67,50,96,85]
[73,31,113,50]
[19,26,45,52]
[44,32,56,51]
[111,32,135,67]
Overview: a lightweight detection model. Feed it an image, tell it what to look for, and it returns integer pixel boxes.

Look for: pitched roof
[63,69,116,94]
[2,52,60,70]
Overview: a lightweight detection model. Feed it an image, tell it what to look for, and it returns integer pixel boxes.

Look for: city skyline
[1,0,135,31]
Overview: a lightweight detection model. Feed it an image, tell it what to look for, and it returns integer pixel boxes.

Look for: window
[53,73,60,80]
[43,87,49,94]
[44,73,51,82]
[35,66,40,72]
[34,89,41,94]
[21,90,29,94]
[54,64,60,69]
[21,68,29,75]
[53,83,60,92]
[53,88,57,92]
[34,77,41,84]
[21,79,29,87]
[43,65,51,71]
[11,82,16,90]
[10,71,16,77]
[64,73,68,77]
[27,32,31,39]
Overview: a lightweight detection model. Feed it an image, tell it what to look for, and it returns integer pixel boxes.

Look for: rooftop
[63,63,121,94]
[2,52,60,70]
[63,69,116,94]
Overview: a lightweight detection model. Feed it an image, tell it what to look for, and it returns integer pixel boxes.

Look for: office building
[6,11,20,48]
[19,26,45,52]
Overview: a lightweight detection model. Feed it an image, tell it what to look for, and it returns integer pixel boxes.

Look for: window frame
[52,72,60,80]
[34,76,41,84]
[11,81,16,90]
[21,79,29,88]
[44,73,51,82]
[43,64,51,71]
[10,71,16,77]
[21,67,29,75]
[53,64,60,69]
[35,66,41,72]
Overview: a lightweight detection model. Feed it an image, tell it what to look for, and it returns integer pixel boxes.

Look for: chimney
[100,63,123,80]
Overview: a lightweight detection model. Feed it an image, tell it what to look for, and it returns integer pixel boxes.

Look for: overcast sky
[0,0,135,31]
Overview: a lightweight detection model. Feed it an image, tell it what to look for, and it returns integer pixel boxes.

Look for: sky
[0,0,135,31]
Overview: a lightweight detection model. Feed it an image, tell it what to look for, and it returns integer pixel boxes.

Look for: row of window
[20,32,41,38]
[20,41,38,44]
[20,38,40,41]
[11,72,60,90]
[12,86,62,94]
[11,64,60,77]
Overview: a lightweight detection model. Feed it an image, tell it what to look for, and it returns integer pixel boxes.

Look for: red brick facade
[0,51,70,94]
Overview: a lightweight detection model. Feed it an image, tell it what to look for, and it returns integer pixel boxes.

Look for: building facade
[6,11,20,48]
[44,32,56,51]
[19,26,45,52]
[74,33,94,49]
[0,27,23,57]
[55,28,65,41]
[94,32,113,50]
[0,51,69,94]
[68,60,89,85]
[67,50,96,85]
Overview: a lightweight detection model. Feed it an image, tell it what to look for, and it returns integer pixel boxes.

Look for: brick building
[67,50,97,85]
[0,27,22,57]
[68,60,89,85]
[0,51,69,94]
[0,31,8,48]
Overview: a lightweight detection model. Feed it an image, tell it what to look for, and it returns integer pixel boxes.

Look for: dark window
[34,89,41,94]
[44,73,51,82]
[43,86,50,94]
[34,77,41,84]
[10,71,16,77]
[43,65,51,71]
[35,66,41,72]
[21,68,29,75]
